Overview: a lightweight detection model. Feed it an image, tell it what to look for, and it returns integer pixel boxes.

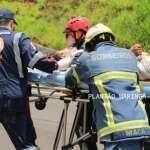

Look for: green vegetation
[0,0,150,50]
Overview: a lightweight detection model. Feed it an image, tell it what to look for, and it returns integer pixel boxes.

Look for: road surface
[0,87,103,150]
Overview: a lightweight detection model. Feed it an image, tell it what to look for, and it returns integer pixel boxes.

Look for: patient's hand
[53,47,77,61]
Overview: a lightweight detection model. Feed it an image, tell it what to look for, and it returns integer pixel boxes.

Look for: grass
[0,0,149,50]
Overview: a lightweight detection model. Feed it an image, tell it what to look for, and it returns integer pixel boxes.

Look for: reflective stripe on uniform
[0,31,11,35]
[22,146,40,150]
[28,51,44,69]
[134,78,147,120]
[93,71,149,138]
[136,82,148,119]
[98,119,149,138]
[94,71,138,82]
[138,100,148,119]
[71,64,81,84]
[13,32,24,78]
[94,78,114,126]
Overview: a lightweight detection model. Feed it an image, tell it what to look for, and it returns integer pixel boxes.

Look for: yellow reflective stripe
[138,100,148,119]
[71,64,81,84]
[134,80,147,119]
[136,85,141,93]
[139,81,143,91]
[94,71,137,126]
[94,78,114,126]
[95,71,137,82]
[98,120,149,137]
[135,82,147,119]
[94,71,148,138]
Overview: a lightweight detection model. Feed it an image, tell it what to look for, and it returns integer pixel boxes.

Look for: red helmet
[65,16,90,33]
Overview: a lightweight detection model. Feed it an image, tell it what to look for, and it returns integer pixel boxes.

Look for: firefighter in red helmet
[64,16,90,49]
[53,16,91,67]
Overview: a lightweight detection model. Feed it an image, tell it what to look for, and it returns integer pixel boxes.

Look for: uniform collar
[96,41,116,49]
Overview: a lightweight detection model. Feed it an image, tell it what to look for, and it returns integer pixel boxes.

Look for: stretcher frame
[29,81,93,150]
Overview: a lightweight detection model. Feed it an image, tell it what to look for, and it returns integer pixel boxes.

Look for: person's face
[131,44,143,56]
[65,32,75,47]
[65,31,84,47]
[7,20,15,31]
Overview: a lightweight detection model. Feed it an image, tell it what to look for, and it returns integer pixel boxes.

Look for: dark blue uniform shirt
[0,27,54,101]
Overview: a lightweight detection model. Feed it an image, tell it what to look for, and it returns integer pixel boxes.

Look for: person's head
[64,16,90,49]
[0,8,17,31]
[85,23,115,52]
[130,43,143,56]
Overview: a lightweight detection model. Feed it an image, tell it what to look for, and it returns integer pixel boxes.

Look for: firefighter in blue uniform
[65,23,150,150]
[0,8,58,150]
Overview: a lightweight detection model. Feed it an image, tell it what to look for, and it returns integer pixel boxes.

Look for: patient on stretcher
[28,68,65,87]
[28,67,88,90]
[28,65,150,101]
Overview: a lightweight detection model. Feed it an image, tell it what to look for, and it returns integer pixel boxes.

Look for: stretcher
[28,68,89,109]
[28,69,90,150]
[28,68,150,99]
[28,69,150,150]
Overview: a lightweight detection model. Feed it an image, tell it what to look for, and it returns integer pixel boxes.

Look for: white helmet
[85,23,115,44]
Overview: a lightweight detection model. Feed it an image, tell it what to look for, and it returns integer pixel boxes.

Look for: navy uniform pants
[0,97,39,150]
[104,140,142,150]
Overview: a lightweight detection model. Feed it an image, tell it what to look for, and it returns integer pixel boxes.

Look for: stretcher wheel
[35,98,47,110]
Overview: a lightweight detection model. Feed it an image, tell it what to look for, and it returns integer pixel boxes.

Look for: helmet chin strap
[73,31,85,49]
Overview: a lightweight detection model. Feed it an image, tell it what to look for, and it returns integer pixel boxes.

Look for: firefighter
[0,8,58,150]
[53,16,98,149]
[53,16,91,71]
[65,23,150,150]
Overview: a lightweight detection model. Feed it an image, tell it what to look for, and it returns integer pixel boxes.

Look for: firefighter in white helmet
[66,23,150,150]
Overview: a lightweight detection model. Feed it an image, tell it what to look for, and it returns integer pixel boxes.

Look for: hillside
[0,0,150,50]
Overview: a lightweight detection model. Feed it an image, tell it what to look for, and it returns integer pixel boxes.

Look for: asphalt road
[0,87,103,150]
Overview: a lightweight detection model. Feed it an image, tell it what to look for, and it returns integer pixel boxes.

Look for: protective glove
[48,59,58,70]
